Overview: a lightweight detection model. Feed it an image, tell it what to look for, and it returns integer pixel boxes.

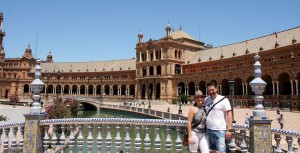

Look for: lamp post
[46,72,50,101]
[87,76,90,97]
[228,80,235,121]
[178,86,182,115]
[56,70,61,98]
[100,76,103,102]
[148,89,152,109]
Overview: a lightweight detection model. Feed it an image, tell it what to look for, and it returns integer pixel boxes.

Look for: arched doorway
[104,85,110,95]
[278,73,291,95]
[72,85,77,94]
[64,85,70,94]
[234,78,243,95]
[149,66,154,76]
[113,85,118,95]
[188,82,196,96]
[156,83,160,99]
[148,83,153,99]
[121,85,126,95]
[221,79,229,95]
[262,75,273,95]
[156,65,161,76]
[23,84,29,93]
[198,81,206,95]
[129,84,135,96]
[141,84,146,99]
[80,85,85,95]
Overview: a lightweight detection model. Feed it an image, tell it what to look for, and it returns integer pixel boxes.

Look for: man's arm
[226,110,233,130]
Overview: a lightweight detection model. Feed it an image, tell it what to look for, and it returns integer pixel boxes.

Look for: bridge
[47,96,101,110]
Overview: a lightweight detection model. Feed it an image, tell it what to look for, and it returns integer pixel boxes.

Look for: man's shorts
[206,129,226,152]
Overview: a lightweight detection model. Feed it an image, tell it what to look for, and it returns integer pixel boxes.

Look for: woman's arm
[187,107,195,144]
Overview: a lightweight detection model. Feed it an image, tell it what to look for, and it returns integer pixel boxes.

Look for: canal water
[63,109,188,153]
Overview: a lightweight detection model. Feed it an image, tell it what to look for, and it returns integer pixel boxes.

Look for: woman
[187,90,209,153]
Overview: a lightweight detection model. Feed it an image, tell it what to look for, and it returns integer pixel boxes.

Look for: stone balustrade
[1,118,300,152]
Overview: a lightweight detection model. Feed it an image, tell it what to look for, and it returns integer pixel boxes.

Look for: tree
[8,94,20,105]
[45,96,79,119]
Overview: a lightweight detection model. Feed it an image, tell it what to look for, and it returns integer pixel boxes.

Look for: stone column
[140,52,142,62]
[153,49,156,60]
[219,85,222,95]
[272,81,275,95]
[161,48,163,60]
[146,50,149,62]
[242,84,245,95]
[249,53,272,153]
[295,80,299,95]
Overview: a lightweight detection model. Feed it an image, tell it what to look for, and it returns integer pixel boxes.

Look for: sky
[0,0,300,62]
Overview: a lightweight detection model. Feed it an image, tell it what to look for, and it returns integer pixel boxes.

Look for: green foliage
[180,94,188,102]
[172,99,177,104]
[45,97,79,119]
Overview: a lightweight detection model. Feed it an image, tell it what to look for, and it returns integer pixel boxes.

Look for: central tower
[135,23,205,103]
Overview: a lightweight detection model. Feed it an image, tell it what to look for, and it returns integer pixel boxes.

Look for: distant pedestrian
[279,114,284,129]
[276,109,281,124]
[167,107,170,113]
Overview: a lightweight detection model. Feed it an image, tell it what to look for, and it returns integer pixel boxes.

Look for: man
[204,81,232,153]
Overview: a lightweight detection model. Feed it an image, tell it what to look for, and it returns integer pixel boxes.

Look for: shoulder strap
[205,97,226,116]
[191,108,204,129]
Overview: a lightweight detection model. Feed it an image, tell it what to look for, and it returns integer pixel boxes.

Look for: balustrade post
[19,127,24,149]
[154,126,161,153]
[11,127,17,150]
[286,136,293,153]
[175,127,182,153]
[43,125,50,153]
[125,124,131,153]
[144,125,151,153]
[68,124,75,153]
[135,125,141,153]
[51,125,58,149]
[3,128,9,152]
[59,124,66,153]
[274,134,283,153]
[96,124,103,152]
[115,124,122,152]
[87,125,93,152]
[165,126,172,153]
[228,128,236,152]
[106,124,112,153]
[239,130,248,153]
[77,124,84,153]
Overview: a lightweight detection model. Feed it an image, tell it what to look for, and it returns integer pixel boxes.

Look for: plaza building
[0,13,299,111]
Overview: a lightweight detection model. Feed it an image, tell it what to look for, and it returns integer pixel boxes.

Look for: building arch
[23,84,30,93]
[178,82,185,95]
[88,85,93,95]
[72,85,77,94]
[64,85,70,94]
[175,64,181,75]
[142,67,146,77]
[48,85,54,94]
[129,84,135,96]
[80,85,85,95]
[262,74,273,95]
[188,81,196,96]
[278,72,291,95]
[247,76,255,95]
[149,66,154,76]
[113,85,118,95]
[121,84,126,95]
[156,83,160,99]
[234,77,243,95]
[175,50,178,59]
[141,83,146,99]
[96,85,101,95]
[148,83,153,99]
[156,65,161,76]
[198,81,206,95]
[221,79,229,95]
[104,85,110,95]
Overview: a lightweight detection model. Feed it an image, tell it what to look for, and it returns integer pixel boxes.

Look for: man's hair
[207,81,217,88]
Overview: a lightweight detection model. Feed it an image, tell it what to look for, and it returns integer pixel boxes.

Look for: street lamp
[228,80,235,121]
[57,70,61,98]
[178,86,182,115]
[148,89,152,109]
[46,72,50,100]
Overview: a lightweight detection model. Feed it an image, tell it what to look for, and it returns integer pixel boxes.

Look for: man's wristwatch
[227,129,232,132]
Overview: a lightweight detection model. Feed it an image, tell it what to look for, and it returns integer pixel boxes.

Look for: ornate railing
[0,122,25,152]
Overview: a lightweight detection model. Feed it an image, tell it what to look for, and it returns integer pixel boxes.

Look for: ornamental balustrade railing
[1,118,300,152]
